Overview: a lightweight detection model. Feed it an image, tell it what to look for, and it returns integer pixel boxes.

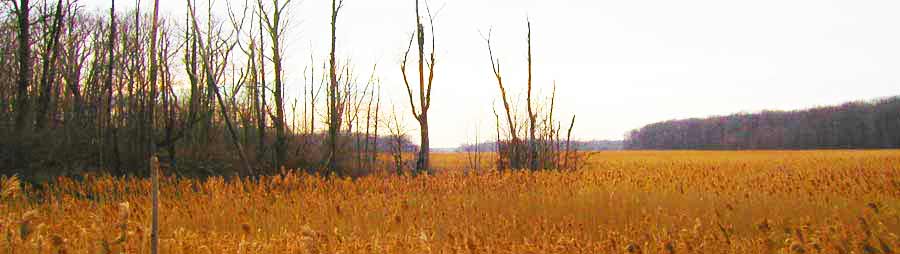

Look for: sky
[81,0,900,148]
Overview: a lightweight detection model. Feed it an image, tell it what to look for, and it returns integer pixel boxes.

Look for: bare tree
[60,4,91,129]
[148,0,161,252]
[187,0,253,175]
[387,105,408,176]
[549,82,559,169]
[0,22,13,123]
[158,24,178,172]
[466,122,481,173]
[525,19,537,171]
[103,0,118,173]
[258,0,290,172]
[363,73,376,169]
[564,115,575,170]
[372,83,381,169]
[35,0,63,131]
[483,31,521,169]
[12,0,32,134]
[484,20,575,171]
[255,15,268,164]
[327,0,344,175]
[493,106,503,171]
[400,0,437,175]
[34,0,66,131]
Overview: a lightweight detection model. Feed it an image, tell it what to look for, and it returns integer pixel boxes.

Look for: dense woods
[0,0,582,180]
[625,96,900,150]
[0,0,417,179]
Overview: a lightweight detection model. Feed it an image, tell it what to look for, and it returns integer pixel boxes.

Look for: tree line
[0,0,581,180]
[625,96,900,150]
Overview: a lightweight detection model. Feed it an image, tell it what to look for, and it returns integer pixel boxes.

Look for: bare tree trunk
[13,0,32,135]
[34,0,66,131]
[564,115,575,170]
[493,107,503,171]
[328,0,343,176]
[256,19,268,163]
[258,0,289,172]
[372,84,380,168]
[307,56,316,136]
[184,7,200,144]
[248,39,264,161]
[549,82,557,169]
[400,0,436,175]
[104,0,118,174]
[414,1,426,175]
[148,0,161,252]
[417,114,429,174]
[62,11,86,128]
[476,128,481,172]
[162,54,176,172]
[201,3,214,143]
[388,107,404,176]
[526,20,537,171]
[484,33,520,169]
[364,81,373,169]
[555,121,561,169]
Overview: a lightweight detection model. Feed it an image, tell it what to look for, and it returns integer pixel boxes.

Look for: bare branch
[399,32,419,119]
[424,0,436,111]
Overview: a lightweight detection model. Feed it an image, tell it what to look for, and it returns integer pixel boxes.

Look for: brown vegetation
[0,0,401,178]
[1,150,898,253]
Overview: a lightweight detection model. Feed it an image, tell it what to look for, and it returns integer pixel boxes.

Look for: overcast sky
[81,0,900,148]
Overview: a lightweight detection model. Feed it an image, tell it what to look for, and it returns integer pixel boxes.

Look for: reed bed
[1,150,898,253]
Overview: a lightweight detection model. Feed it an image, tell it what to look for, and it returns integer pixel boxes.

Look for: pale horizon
[82,0,900,148]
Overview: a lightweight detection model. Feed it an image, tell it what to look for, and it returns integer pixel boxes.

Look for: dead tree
[484,31,521,169]
[493,106,503,171]
[248,39,265,160]
[400,0,437,175]
[564,115,575,170]
[258,0,290,171]
[148,0,161,252]
[372,83,381,169]
[183,3,200,144]
[105,0,120,173]
[12,0,32,134]
[159,26,178,172]
[255,15,268,163]
[466,122,481,173]
[327,0,344,175]
[363,71,377,169]
[305,55,319,137]
[525,20,538,171]
[187,0,253,175]
[388,105,407,176]
[485,20,574,171]
[34,0,65,131]
[0,24,13,123]
[549,82,559,169]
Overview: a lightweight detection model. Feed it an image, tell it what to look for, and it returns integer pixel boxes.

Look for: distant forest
[625,96,900,150]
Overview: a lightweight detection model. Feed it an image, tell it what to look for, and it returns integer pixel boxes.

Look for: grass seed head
[19,210,37,240]
[1,176,21,200]
[241,223,252,235]
[118,202,130,221]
